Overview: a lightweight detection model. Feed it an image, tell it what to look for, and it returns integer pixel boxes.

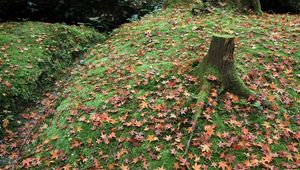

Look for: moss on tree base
[185,35,254,153]
[193,35,254,97]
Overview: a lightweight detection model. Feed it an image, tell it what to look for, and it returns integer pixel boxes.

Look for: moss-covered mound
[0,22,105,123]
[5,6,299,170]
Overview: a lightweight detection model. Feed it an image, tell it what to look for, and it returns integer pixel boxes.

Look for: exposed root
[185,35,256,154]
[184,65,254,154]
[223,69,255,97]
[184,106,204,154]
[184,81,210,154]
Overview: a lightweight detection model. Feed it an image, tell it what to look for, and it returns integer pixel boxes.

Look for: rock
[79,60,85,66]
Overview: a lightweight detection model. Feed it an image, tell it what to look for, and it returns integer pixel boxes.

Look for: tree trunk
[192,35,254,98]
[185,35,254,154]
[228,0,263,15]
[204,35,254,96]
[251,0,263,15]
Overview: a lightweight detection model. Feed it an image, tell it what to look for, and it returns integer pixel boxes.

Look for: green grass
[2,5,300,170]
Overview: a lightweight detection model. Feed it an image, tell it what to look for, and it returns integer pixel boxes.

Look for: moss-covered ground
[0,22,105,134]
[1,4,299,170]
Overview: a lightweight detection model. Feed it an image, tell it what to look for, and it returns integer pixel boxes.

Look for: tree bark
[162,0,168,10]
[193,35,254,97]
[204,35,253,97]
[251,0,263,15]
[228,0,263,15]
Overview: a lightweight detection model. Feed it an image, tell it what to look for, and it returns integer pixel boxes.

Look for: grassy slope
[7,6,300,169]
[0,22,104,125]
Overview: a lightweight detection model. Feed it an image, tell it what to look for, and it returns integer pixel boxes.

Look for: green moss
[0,22,105,114]
[227,69,255,97]
[149,149,175,169]
[14,5,300,170]
[212,34,235,39]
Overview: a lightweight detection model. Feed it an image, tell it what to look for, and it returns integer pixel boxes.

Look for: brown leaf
[61,164,70,170]
[50,149,60,160]
[125,65,135,73]
[137,50,144,57]
[70,139,83,149]
[22,158,32,168]
[2,81,12,89]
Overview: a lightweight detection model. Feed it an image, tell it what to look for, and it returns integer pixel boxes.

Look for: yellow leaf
[201,144,211,152]
[147,134,158,143]
[2,118,9,128]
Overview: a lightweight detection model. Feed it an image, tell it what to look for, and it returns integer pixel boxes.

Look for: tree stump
[185,34,254,154]
[193,35,254,97]
[204,35,254,97]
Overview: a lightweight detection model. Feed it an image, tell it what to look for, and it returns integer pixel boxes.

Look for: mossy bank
[7,4,299,170]
[0,22,105,133]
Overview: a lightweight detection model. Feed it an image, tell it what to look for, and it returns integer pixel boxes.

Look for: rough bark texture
[251,0,263,14]
[204,35,253,97]
[162,0,169,10]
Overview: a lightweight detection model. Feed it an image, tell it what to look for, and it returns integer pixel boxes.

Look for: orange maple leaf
[192,163,201,170]
[218,161,228,170]
[50,149,60,160]
[139,101,149,110]
[120,164,129,170]
[70,139,83,149]
[204,125,215,137]
[22,158,31,168]
[61,164,70,170]
[147,134,158,143]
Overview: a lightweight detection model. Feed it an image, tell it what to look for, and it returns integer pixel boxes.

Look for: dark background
[0,0,299,31]
[0,0,162,31]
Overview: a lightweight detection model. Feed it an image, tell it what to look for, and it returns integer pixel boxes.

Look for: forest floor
[1,4,299,170]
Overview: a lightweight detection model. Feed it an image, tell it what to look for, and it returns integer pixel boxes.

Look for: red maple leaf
[224,99,232,112]
[169,80,176,88]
